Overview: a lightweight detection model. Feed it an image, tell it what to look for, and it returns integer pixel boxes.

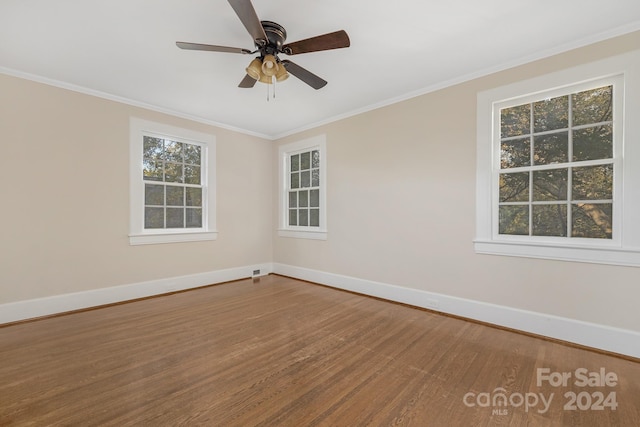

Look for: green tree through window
[498,86,613,239]
[142,136,204,229]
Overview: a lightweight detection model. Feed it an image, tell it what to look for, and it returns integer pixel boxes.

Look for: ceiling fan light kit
[259,54,279,77]
[176,0,350,92]
[275,64,289,82]
[245,58,263,81]
[258,73,274,85]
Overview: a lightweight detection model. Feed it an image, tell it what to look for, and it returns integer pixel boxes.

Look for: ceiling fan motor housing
[260,21,287,56]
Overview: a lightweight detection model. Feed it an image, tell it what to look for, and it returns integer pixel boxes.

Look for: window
[129,118,217,245]
[498,84,615,239]
[143,136,204,229]
[278,135,327,240]
[288,150,321,227]
[475,50,640,266]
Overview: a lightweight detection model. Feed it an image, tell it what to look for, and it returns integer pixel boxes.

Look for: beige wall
[273,31,640,332]
[0,74,273,304]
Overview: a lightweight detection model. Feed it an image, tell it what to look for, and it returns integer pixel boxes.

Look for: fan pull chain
[265,76,277,102]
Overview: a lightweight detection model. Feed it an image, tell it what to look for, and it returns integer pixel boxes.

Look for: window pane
[186,208,202,228]
[186,188,202,207]
[143,158,163,181]
[283,141,324,233]
[572,203,612,239]
[534,96,568,132]
[534,132,568,165]
[501,104,530,138]
[499,205,529,235]
[533,169,567,201]
[290,172,300,189]
[301,170,311,188]
[165,162,183,183]
[490,81,618,249]
[290,154,300,172]
[501,137,530,169]
[572,86,613,126]
[164,140,183,162]
[145,184,164,206]
[166,186,184,206]
[183,144,201,165]
[299,190,309,207]
[166,208,184,228]
[310,189,319,207]
[310,209,320,227]
[184,165,201,185]
[143,136,164,161]
[300,152,311,170]
[532,204,567,236]
[499,172,529,202]
[572,165,613,200]
[140,131,208,233]
[573,125,612,162]
[145,207,164,229]
[299,209,308,226]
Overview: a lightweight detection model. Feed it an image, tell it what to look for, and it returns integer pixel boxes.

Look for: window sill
[474,239,640,267]
[129,231,218,246]
[278,229,327,240]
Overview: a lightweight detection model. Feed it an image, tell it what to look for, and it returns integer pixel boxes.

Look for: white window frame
[129,117,217,245]
[278,135,327,240]
[475,50,640,266]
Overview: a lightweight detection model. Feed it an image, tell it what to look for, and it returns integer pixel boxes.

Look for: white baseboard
[272,263,640,359]
[0,263,273,324]
[3,262,638,358]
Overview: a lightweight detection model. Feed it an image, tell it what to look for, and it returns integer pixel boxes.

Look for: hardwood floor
[1,274,638,426]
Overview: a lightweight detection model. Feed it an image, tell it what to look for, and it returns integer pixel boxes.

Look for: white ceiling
[1,1,640,139]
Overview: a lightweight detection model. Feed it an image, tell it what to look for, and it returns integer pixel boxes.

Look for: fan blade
[228,0,268,45]
[282,30,350,55]
[238,74,257,88]
[176,42,251,54]
[282,60,327,90]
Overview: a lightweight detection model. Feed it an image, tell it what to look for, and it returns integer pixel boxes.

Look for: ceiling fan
[176,0,350,90]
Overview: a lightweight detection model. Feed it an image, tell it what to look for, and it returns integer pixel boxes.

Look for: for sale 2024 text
[537,367,618,411]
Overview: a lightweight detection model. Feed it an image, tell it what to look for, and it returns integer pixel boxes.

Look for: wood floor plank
[1,274,638,426]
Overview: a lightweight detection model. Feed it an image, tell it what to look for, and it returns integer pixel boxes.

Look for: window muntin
[142,135,204,230]
[278,135,327,240]
[287,149,321,228]
[497,85,615,240]
[475,52,640,266]
[129,118,216,245]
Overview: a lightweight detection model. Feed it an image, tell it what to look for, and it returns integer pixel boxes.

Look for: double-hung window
[142,135,204,229]
[129,118,217,245]
[498,83,616,239]
[475,50,640,266]
[278,135,327,240]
